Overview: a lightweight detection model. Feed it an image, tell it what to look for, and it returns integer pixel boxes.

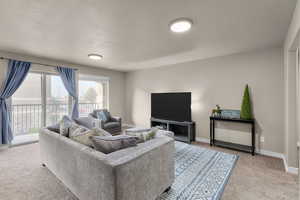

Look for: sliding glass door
[10,71,109,137]
[45,74,70,126]
[11,72,70,136]
[11,73,43,136]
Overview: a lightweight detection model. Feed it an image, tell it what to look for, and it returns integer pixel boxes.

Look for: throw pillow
[96,110,111,123]
[74,117,95,129]
[93,127,112,137]
[90,135,138,154]
[69,123,89,138]
[126,127,158,143]
[59,116,74,137]
[70,128,112,147]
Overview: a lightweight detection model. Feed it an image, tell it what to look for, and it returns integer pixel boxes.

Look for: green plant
[212,105,222,116]
[240,84,253,119]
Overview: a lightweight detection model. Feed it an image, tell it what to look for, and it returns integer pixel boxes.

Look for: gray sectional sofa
[39,128,175,200]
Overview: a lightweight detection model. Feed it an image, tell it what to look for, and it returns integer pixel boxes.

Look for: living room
[0,0,300,200]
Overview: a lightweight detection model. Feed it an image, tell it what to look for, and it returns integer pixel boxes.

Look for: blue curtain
[56,66,79,119]
[0,60,31,144]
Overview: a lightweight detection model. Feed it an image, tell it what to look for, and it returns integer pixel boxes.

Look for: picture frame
[220,109,241,119]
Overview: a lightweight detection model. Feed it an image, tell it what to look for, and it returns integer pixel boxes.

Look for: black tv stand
[150,118,195,143]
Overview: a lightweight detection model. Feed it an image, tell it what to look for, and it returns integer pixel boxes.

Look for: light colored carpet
[0,143,77,200]
[0,142,298,200]
[0,141,237,200]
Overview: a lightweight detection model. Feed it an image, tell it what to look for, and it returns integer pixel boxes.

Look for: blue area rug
[159,142,238,200]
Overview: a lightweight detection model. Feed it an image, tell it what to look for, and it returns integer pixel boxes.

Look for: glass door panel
[11,73,42,136]
[45,74,69,126]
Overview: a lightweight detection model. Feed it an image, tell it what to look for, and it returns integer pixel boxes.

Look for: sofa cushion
[125,127,158,143]
[70,128,112,147]
[90,135,138,154]
[103,122,120,129]
[59,116,74,137]
[74,117,95,129]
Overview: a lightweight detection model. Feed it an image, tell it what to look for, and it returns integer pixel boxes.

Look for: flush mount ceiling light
[88,54,103,60]
[170,18,193,33]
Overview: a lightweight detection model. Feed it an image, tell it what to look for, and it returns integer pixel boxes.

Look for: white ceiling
[0,0,297,71]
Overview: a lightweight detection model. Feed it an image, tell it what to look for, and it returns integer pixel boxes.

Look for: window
[45,74,70,126]
[11,72,70,136]
[10,71,109,136]
[78,74,109,116]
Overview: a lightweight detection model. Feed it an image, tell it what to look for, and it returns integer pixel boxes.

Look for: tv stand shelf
[151,118,195,143]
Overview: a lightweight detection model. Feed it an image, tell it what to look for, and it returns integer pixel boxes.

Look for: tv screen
[151,92,191,122]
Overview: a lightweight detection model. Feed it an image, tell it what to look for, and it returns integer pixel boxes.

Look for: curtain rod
[0,56,78,71]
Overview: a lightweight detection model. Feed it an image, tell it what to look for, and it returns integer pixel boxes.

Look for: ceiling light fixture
[88,54,103,60]
[170,18,193,33]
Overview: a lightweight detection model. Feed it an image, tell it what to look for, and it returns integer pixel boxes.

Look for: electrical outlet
[260,136,265,143]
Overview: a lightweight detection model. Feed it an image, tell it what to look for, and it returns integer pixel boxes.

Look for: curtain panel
[0,60,31,144]
[56,66,79,119]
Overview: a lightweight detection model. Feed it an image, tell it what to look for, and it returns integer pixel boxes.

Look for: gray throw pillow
[70,128,111,148]
[90,135,138,154]
[74,117,95,129]
[70,128,112,147]
[59,116,74,136]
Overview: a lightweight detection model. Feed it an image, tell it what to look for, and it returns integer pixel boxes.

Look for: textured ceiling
[0,0,297,71]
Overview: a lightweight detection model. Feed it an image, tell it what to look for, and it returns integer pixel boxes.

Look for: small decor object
[212,105,222,117]
[240,84,253,120]
[221,109,240,119]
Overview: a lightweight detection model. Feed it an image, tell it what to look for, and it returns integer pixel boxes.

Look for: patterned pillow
[90,135,138,154]
[96,110,111,123]
[69,123,89,138]
[125,127,158,143]
[70,128,112,147]
[59,116,74,136]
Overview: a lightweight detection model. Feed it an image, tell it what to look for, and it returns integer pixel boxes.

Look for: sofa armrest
[39,128,115,200]
[110,116,122,124]
[106,136,175,199]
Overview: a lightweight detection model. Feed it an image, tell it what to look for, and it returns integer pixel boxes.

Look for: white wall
[284,0,300,169]
[0,51,126,118]
[125,48,284,154]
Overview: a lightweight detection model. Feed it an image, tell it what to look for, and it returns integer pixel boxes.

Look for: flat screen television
[151,92,191,122]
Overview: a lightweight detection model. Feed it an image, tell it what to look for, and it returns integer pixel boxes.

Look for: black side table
[210,116,255,156]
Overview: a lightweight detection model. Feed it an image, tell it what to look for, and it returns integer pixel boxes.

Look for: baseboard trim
[256,149,284,159]
[287,166,299,174]
[282,156,299,174]
[195,137,298,175]
[195,137,210,144]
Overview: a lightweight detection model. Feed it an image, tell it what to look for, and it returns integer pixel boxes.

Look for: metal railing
[10,103,102,136]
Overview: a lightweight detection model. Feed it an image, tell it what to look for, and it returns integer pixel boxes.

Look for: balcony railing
[10,103,102,136]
